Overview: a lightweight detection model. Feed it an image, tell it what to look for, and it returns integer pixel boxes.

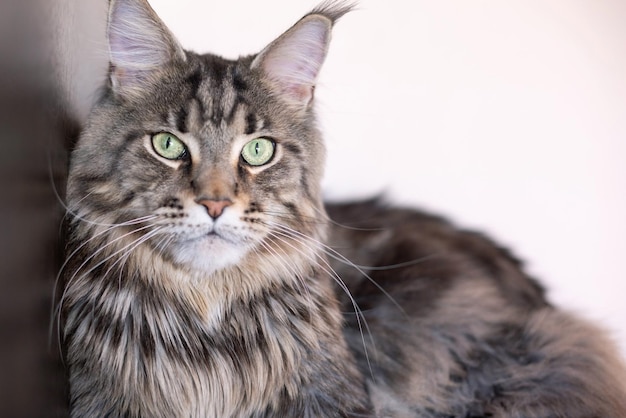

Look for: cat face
[66,0,344,278]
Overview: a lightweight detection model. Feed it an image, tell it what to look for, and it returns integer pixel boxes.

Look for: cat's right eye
[241,138,275,166]
[151,132,187,160]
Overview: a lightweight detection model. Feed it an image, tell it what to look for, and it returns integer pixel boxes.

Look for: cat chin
[169,234,251,275]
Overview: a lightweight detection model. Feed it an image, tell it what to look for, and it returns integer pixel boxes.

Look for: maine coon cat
[62,0,626,416]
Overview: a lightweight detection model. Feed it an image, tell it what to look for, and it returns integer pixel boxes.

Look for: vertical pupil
[165,137,172,149]
[254,141,260,155]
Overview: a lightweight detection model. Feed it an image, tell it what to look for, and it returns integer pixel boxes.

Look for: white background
[75,0,626,357]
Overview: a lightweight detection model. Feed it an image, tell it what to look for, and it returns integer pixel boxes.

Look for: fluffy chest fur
[63,243,362,417]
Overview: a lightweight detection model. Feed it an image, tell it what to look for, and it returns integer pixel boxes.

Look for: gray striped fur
[63,0,626,416]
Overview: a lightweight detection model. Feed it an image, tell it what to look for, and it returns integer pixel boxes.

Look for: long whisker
[151,233,175,261]
[268,221,408,318]
[61,192,95,225]
[267,205,386,231]
[62,192,151,228]
[265,210,437,271]
[265,228,377,381]
[266,229,363,319]
[260,235,315,308]
[50,215,159,348]
[340,255,439,272]
[53,223,159,352]
[263,208,385,232]
[56,226,164,357]
[312,204,387,232]
[261,210,327,226]
[59,222,157,312]
[54,216,158,289]
[99,227,165,287]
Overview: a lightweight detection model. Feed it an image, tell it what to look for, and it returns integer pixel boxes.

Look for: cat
[62,0,626,416]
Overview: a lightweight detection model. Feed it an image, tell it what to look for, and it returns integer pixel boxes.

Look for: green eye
[241,138,275,166]
[151,132,187,160]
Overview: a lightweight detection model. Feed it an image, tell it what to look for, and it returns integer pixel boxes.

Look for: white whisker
[261,235,315,308]
[54,223,160,351]
[268,221,408,319]
[50,214,159,350]
[265,228,377,382]
[312,205,386,232]
[64,192,157,228]
[101,227,165,285]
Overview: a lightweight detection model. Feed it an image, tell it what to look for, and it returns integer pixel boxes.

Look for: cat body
[329,201,626,417]
[62,0,626,416]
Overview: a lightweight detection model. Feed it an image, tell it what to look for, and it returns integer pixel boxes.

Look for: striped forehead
[170,55,267,139]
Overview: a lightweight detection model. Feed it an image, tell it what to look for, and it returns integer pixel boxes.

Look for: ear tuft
[108,0,185,97]
[252,3,353,108]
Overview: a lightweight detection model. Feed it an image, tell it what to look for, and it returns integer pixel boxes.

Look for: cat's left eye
[151,132,187,160]
[241,138,275,166]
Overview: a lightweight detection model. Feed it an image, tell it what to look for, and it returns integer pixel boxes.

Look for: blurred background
[1,0,74,416]
[2,0,624,415]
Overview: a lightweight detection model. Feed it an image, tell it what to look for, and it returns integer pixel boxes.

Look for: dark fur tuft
[309,0,357,24]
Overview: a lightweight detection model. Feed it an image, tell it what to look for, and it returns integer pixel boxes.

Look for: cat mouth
[201,229,237,245]
[174,229,227,245]
[202,230,225,241]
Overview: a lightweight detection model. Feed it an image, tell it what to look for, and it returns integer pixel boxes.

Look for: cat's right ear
[108,0,186,98]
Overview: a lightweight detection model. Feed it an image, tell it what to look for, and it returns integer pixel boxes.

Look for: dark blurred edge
[0,0,85,416]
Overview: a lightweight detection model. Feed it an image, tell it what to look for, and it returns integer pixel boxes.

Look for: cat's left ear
[251,5,352,109]
[108,0,186,98]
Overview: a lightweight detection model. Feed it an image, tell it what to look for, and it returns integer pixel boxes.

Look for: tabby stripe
[281,200,301,220]
[185,70,203,99]
[98,131,143,179]
[193,97,206,124]
[225,66,250,124]
[186,68,205,124]
[119,191,136,206]
[232,66,248,92]
[123,130,143,144]
[283,142,302,156]
[237,164,248,181]
[206,57,229,123]
[139,319,156,359]
[175,105,189,133]
[207,56,227,83]
[245,112,257,135]
[299,171,314,203]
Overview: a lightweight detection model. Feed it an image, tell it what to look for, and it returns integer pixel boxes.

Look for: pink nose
[197,199,232,219]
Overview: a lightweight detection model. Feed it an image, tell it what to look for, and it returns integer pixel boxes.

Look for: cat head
[67,0,351,279]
